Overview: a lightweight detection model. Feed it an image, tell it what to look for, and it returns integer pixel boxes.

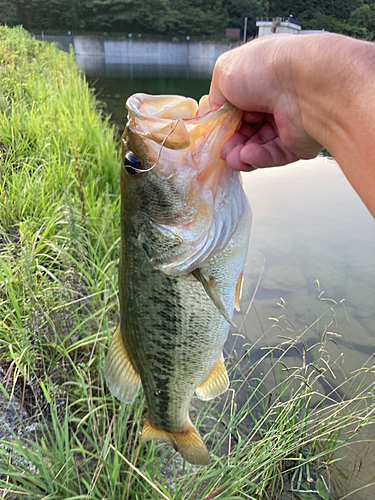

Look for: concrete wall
[36,35,233,78]
[35,34,73,52]
[74,36,105,57]
[36,35,232,63]
[188,42,230,65]
[256,21,325,37]
[104,40,186,65]
[299,30,327,35]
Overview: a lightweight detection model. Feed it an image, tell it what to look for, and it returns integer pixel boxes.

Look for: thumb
[208,67,228,110]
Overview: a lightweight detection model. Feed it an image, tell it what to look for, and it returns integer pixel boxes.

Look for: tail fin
[141,417,209,466]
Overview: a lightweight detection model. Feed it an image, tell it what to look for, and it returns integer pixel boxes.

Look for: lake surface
[79,57,375,499]
[82,59,213,137]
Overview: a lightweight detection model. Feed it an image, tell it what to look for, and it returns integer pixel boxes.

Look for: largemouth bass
[105,93,251,465]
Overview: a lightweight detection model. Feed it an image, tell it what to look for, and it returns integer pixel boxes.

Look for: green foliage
[163,0,229,37]
[268,0,375,38]
[350,3,375,33]
[226,0,268,37]
[2,0,374,38]
[269,0,364,20]
[301,12,348,32]
[0,25,121,374]
[6,0,230,36]
[316,476,330,500]
[0,0,17,25]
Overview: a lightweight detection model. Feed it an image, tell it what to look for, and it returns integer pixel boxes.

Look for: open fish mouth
[122,93,247,276]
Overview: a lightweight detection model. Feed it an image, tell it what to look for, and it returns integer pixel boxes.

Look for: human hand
[209,33,375,217]
[209,35,323,171]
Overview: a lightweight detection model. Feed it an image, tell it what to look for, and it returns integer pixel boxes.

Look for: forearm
[279,34,375,217]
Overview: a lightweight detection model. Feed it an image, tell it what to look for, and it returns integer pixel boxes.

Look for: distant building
[256,17,326,37]
[298,30,327,35]
[225,28,241,40]
[256,17,301,36]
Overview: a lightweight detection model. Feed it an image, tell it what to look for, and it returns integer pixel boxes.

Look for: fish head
[121,93,249,275]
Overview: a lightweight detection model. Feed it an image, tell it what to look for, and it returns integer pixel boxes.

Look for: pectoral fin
[234,272,243,312]
[195,354,229,400]
[141,417,209,466]
[192,268,236,327]
[105,324,141,403]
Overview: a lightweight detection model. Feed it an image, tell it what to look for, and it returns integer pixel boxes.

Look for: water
[240,162,375,499]
[80,57,214,135]
[79,57,375,498]
[241,160,375,352]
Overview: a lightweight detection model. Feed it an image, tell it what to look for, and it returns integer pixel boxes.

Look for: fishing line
[123,119,181,174]
[123,107,218,174]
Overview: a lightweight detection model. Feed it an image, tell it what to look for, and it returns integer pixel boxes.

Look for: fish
[105,93,251,466]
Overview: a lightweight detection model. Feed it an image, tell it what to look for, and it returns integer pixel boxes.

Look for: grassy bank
[0,26,374,500]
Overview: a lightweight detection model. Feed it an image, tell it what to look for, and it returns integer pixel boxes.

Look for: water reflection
[331,425,375,500]
[238,159,375,359]
[77,56,214,80]
[80,57,212,135]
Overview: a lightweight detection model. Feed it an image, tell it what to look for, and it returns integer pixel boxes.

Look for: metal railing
[256,17,301,27]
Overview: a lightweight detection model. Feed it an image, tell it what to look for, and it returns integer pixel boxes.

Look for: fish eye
[124,151,143,175]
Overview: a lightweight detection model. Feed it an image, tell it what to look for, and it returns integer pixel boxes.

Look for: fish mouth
[126,93,237,122]
[122,93,248,277]
[124,93,242,176]
[127,93,199,121]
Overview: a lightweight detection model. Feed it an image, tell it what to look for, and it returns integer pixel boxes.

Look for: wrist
[279,34,371,151]
[276,33,375,216]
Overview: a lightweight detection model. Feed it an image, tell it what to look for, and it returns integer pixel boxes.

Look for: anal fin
[195,353,229,401]
[141,417,209,466]
[105,324,141,403]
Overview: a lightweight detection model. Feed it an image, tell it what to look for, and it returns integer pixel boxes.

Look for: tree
[164,0,228,37]
[226,0,269,37]
[0,0,17,26]
[3,0,375,38]
[350,3,375,35]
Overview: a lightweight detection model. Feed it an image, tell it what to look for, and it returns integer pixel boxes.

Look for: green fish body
[105,94,251,465]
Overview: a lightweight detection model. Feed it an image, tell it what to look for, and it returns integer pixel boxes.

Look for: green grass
[0,26,374,500]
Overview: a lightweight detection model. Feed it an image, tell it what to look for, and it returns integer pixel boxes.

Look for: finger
[247,122,278,145]
[238,124,260,139]
[221,132,248,160]
[208,65,227,110]
[240,139,299,168]
[226,144,257,171]
[242,111,266,124]
[220,128,259,160]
